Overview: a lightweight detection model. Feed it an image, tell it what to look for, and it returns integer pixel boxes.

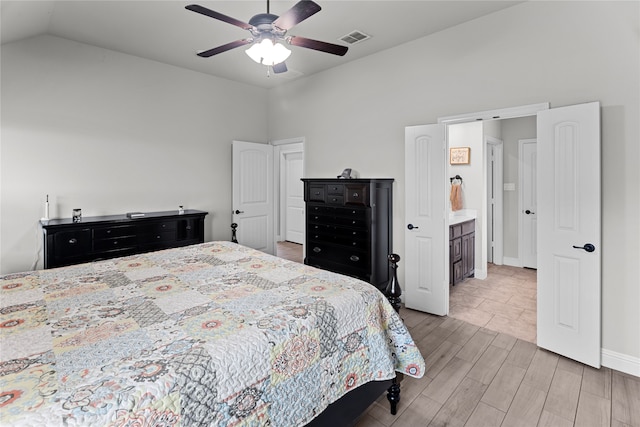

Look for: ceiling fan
[185,0,348,74]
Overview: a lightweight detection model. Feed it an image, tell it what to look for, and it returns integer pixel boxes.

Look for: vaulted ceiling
[1,1,522,88]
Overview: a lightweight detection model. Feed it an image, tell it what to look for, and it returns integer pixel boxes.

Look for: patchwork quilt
[0,241,425,426]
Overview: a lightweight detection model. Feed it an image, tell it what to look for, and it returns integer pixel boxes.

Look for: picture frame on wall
[450,147,470,165]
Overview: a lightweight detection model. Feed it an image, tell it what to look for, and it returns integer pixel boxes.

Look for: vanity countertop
[449,209,477,225]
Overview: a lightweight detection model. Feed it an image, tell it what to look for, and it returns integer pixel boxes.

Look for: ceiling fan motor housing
[249,13,279,32]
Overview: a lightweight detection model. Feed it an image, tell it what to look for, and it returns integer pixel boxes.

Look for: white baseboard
[602,348,640,377]
[502,257,522,267]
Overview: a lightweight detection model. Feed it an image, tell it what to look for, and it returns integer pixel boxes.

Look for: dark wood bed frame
[232,225,405,426]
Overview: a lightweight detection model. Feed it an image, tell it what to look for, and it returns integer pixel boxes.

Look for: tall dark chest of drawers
[302,178,393,291]
[40,210,207,269]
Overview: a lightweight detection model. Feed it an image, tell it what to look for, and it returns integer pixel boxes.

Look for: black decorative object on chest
[302,178,393,291]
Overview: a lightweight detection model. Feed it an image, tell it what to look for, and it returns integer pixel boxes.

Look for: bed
[0,241,424,426]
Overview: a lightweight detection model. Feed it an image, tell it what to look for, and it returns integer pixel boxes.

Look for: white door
[404,124,448,315]
[537,102,601,368]
[284,151,304,244]
[232,141,275,255]
[520,139,537,269]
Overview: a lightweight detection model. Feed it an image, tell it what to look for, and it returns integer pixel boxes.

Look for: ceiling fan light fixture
[246,38,291,66]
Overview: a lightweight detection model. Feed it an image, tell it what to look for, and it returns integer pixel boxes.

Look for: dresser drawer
[93,235,137,252]
[307,245,369,270]
[139,230,176,245]
[94,225,136,239]
[309,185,325,202]
[307,213,368,229]
[326,195,344,205]
[54,229,91,258]
[140,221,177,234]
[345,184,369,206]
[326,183,344,194]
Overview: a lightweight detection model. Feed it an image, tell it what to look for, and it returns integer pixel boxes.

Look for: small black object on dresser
[302,178,393,291]
[40,210,207,269]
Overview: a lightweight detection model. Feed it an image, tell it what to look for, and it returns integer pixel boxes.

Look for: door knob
[234,210,244,214]
[407,224,419,230]
[525,210,535,214]
[573,243,595,252]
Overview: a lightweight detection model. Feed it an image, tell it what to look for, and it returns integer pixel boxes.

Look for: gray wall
[1,35,268,273]
[268,2,639,363]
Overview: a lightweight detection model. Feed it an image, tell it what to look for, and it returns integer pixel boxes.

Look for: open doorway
[446,116,538,343]
[273,138,305,261]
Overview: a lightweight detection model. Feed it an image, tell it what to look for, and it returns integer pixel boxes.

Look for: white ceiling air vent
[339,30,371,45]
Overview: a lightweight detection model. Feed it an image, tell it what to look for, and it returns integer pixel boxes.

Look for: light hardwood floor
[449,264,537,344]
[275,242,640,427]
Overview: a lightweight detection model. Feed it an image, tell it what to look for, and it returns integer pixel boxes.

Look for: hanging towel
[450,183,463,211]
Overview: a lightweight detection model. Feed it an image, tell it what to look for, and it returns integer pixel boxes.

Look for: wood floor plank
[543,368,582,421]
[424,340,463,379]
[464,401,505,427]
[575,391,612,427]
[501,383,547,427]
[466,344,509,385]
[428,378,487,427]
[387,394,442,427]
[582,365,612,399]
[521,348,559,392]
[422,357,473,405]
[611,371,640,426]
[490,332,517,351]
[446,321,480,346]
[503,339,537,369]
[455,330,496,364]
[538,410,574,427]
[480,362,527,412]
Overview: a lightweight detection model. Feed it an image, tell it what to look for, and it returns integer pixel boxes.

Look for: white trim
[502,256,522,267]
[485,136,503,265]
[273,137,305,244]
[602,348,640,378]
[438,103,549,125]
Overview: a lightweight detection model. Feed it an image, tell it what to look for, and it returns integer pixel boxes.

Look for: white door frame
[439,103,549,287]
[273,137,305,243]
[486,136,504,265]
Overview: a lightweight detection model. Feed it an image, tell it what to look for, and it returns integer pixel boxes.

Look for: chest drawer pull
[313,247,322,253]
[68,238,77,244]
[352,193,359,198]
[350,255,360,262]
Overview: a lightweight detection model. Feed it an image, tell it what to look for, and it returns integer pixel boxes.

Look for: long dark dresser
[40,209,207,269]
[302,178,393,291]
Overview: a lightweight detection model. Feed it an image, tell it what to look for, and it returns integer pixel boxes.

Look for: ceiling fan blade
[272,62,288,74]
[186,4,255,31]
[272,0,321,31]
[288,36,348,56]
[197,39,253,58]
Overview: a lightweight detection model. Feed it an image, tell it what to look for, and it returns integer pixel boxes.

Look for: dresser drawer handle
[113,240,119,245]
[68,238,77,244]
[106,230,112,234]
[186,226,191,230]
[315,191,321,195]
[350,255,360,262]
[352,192,359,198]
[156,235,161,239]
[313,247,322,253]
[331,198,338,202]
